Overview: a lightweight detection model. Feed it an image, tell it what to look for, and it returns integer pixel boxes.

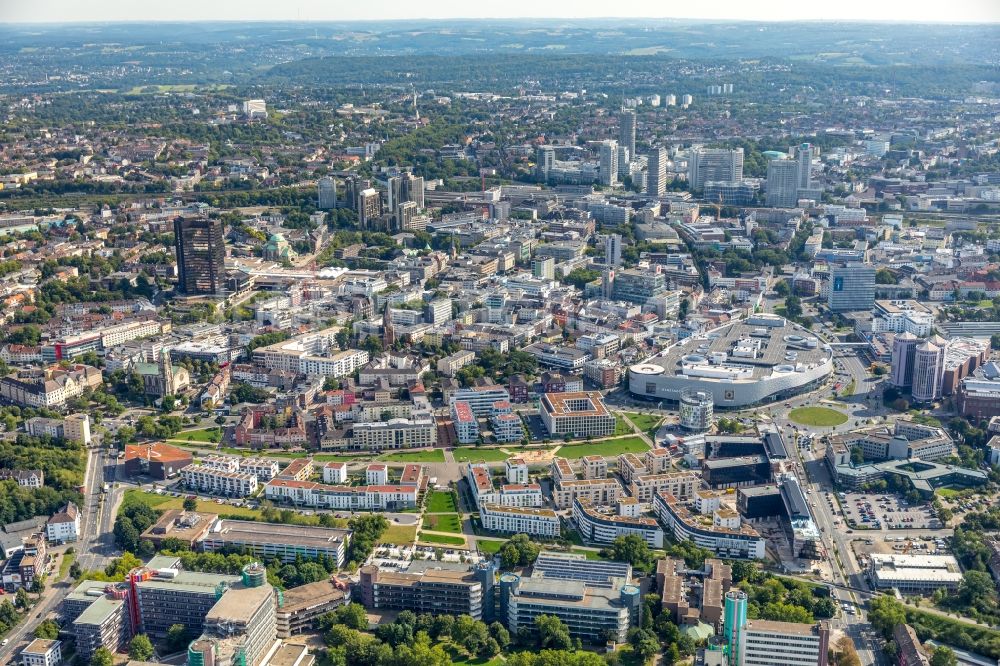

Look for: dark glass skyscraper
[174,217,225,295]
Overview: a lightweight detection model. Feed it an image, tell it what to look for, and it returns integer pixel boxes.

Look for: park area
[788,406,849,427]
[557,436,649,459]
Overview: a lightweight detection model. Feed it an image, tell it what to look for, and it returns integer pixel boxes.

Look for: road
[0,449,121,665]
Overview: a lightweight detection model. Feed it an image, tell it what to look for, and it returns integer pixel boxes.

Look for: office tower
[618,110,637,162]
[394,201,418,231]
[317,177,336,210]
[536,146,555,181]
[174,218,225,296]
[604,234,622,267]
[358,188,382,229]
[687,148,744,191]
[827,263,875,312]
[599,140,619,187]
[797,142,814,189]
[890,332,920,388]
[664,94,676,106]
[647,147,667,197]
[400,172,424,209]
[681,94,693,106]
[617,145,630,178]
[912,338,946,403]
[723,590,748,665]
[532,257,555,280]
[765,158,800,208]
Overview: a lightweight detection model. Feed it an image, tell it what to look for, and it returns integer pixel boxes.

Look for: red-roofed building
[123,442,193,480]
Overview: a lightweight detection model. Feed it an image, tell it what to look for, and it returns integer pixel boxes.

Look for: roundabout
[788,406,849,427]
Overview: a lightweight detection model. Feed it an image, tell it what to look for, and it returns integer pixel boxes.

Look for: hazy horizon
[2,0,999,24]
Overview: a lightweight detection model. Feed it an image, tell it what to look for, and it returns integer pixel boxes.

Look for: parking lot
[839,492,941,530]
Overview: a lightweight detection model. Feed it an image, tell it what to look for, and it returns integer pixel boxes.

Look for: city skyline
[2,0,999,23]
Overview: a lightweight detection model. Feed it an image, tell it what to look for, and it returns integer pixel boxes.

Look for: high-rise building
[797,142,814,190]
[912,338,947,403]
[618,110,637,162]
[647,147,667,197]
[604,234,622,267]
[174,218,225,296]
[617,144,630,178]
[827,263,875,313]
[536,146,555,181]
[242,100,267,119]
[765,158,800,208]
[891,332,920,388]
[358,188,382,229]
[687,148,743,191]
[317,177,337,210]
[599,140,619,187]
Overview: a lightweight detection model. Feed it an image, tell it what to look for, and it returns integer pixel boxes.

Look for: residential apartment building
[480,504,561,538]
[351,415,437,450]
[572,498,664,547]
[449,385,511,416]
[652,493,765,559]
[181,464,259,497]
[553,478,624,509]
[46,502,80,544]
[452,400,479,444]
[631,472,699,504]
[264,478,418,511]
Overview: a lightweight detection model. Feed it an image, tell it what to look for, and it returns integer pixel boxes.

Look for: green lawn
[422,514,463,533]
[173,428,222,443]
[378,525,417,546]
[558,436,650,459]
[936,486,967,499]
[58,552,76,579]
[624,412,663,434]
[476,539,505,555]
[788,406,849,427]
[378,449,446,463]
[570,548,610,561]
[417,532,466,546]
[123,489,271,520]
[614,414,633,436]
[454,448,511,463]
[426,491,458,513]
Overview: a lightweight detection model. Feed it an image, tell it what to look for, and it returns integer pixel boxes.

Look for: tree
[14,587,29,610]
[868,595,906,639]
[332,602,370,630]
[498,534,540,569]
[628,627,660,660]
[91,647,114,666]
[850,446,864,465]
[183,497,198,511]
[129,634,155,661]
[34,619,60,639]
[991,334,1000,351]
[784,294,803,319]
[602,534,653,570]
[166,623,189,652]
[774,280,790,297]
[535,614,572,650]
[835,636,862,666]
[731,560,762,584]
[931,646,958,666]
[959,570,995,606]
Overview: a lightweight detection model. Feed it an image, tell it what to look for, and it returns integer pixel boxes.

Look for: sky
[2,0,999,23]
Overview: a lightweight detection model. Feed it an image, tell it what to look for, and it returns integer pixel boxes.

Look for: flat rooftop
[541,391,611,417]
[207,518,351,547]
[278,578,348,613]
[744,618,821,637]
[206,582,274,625]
